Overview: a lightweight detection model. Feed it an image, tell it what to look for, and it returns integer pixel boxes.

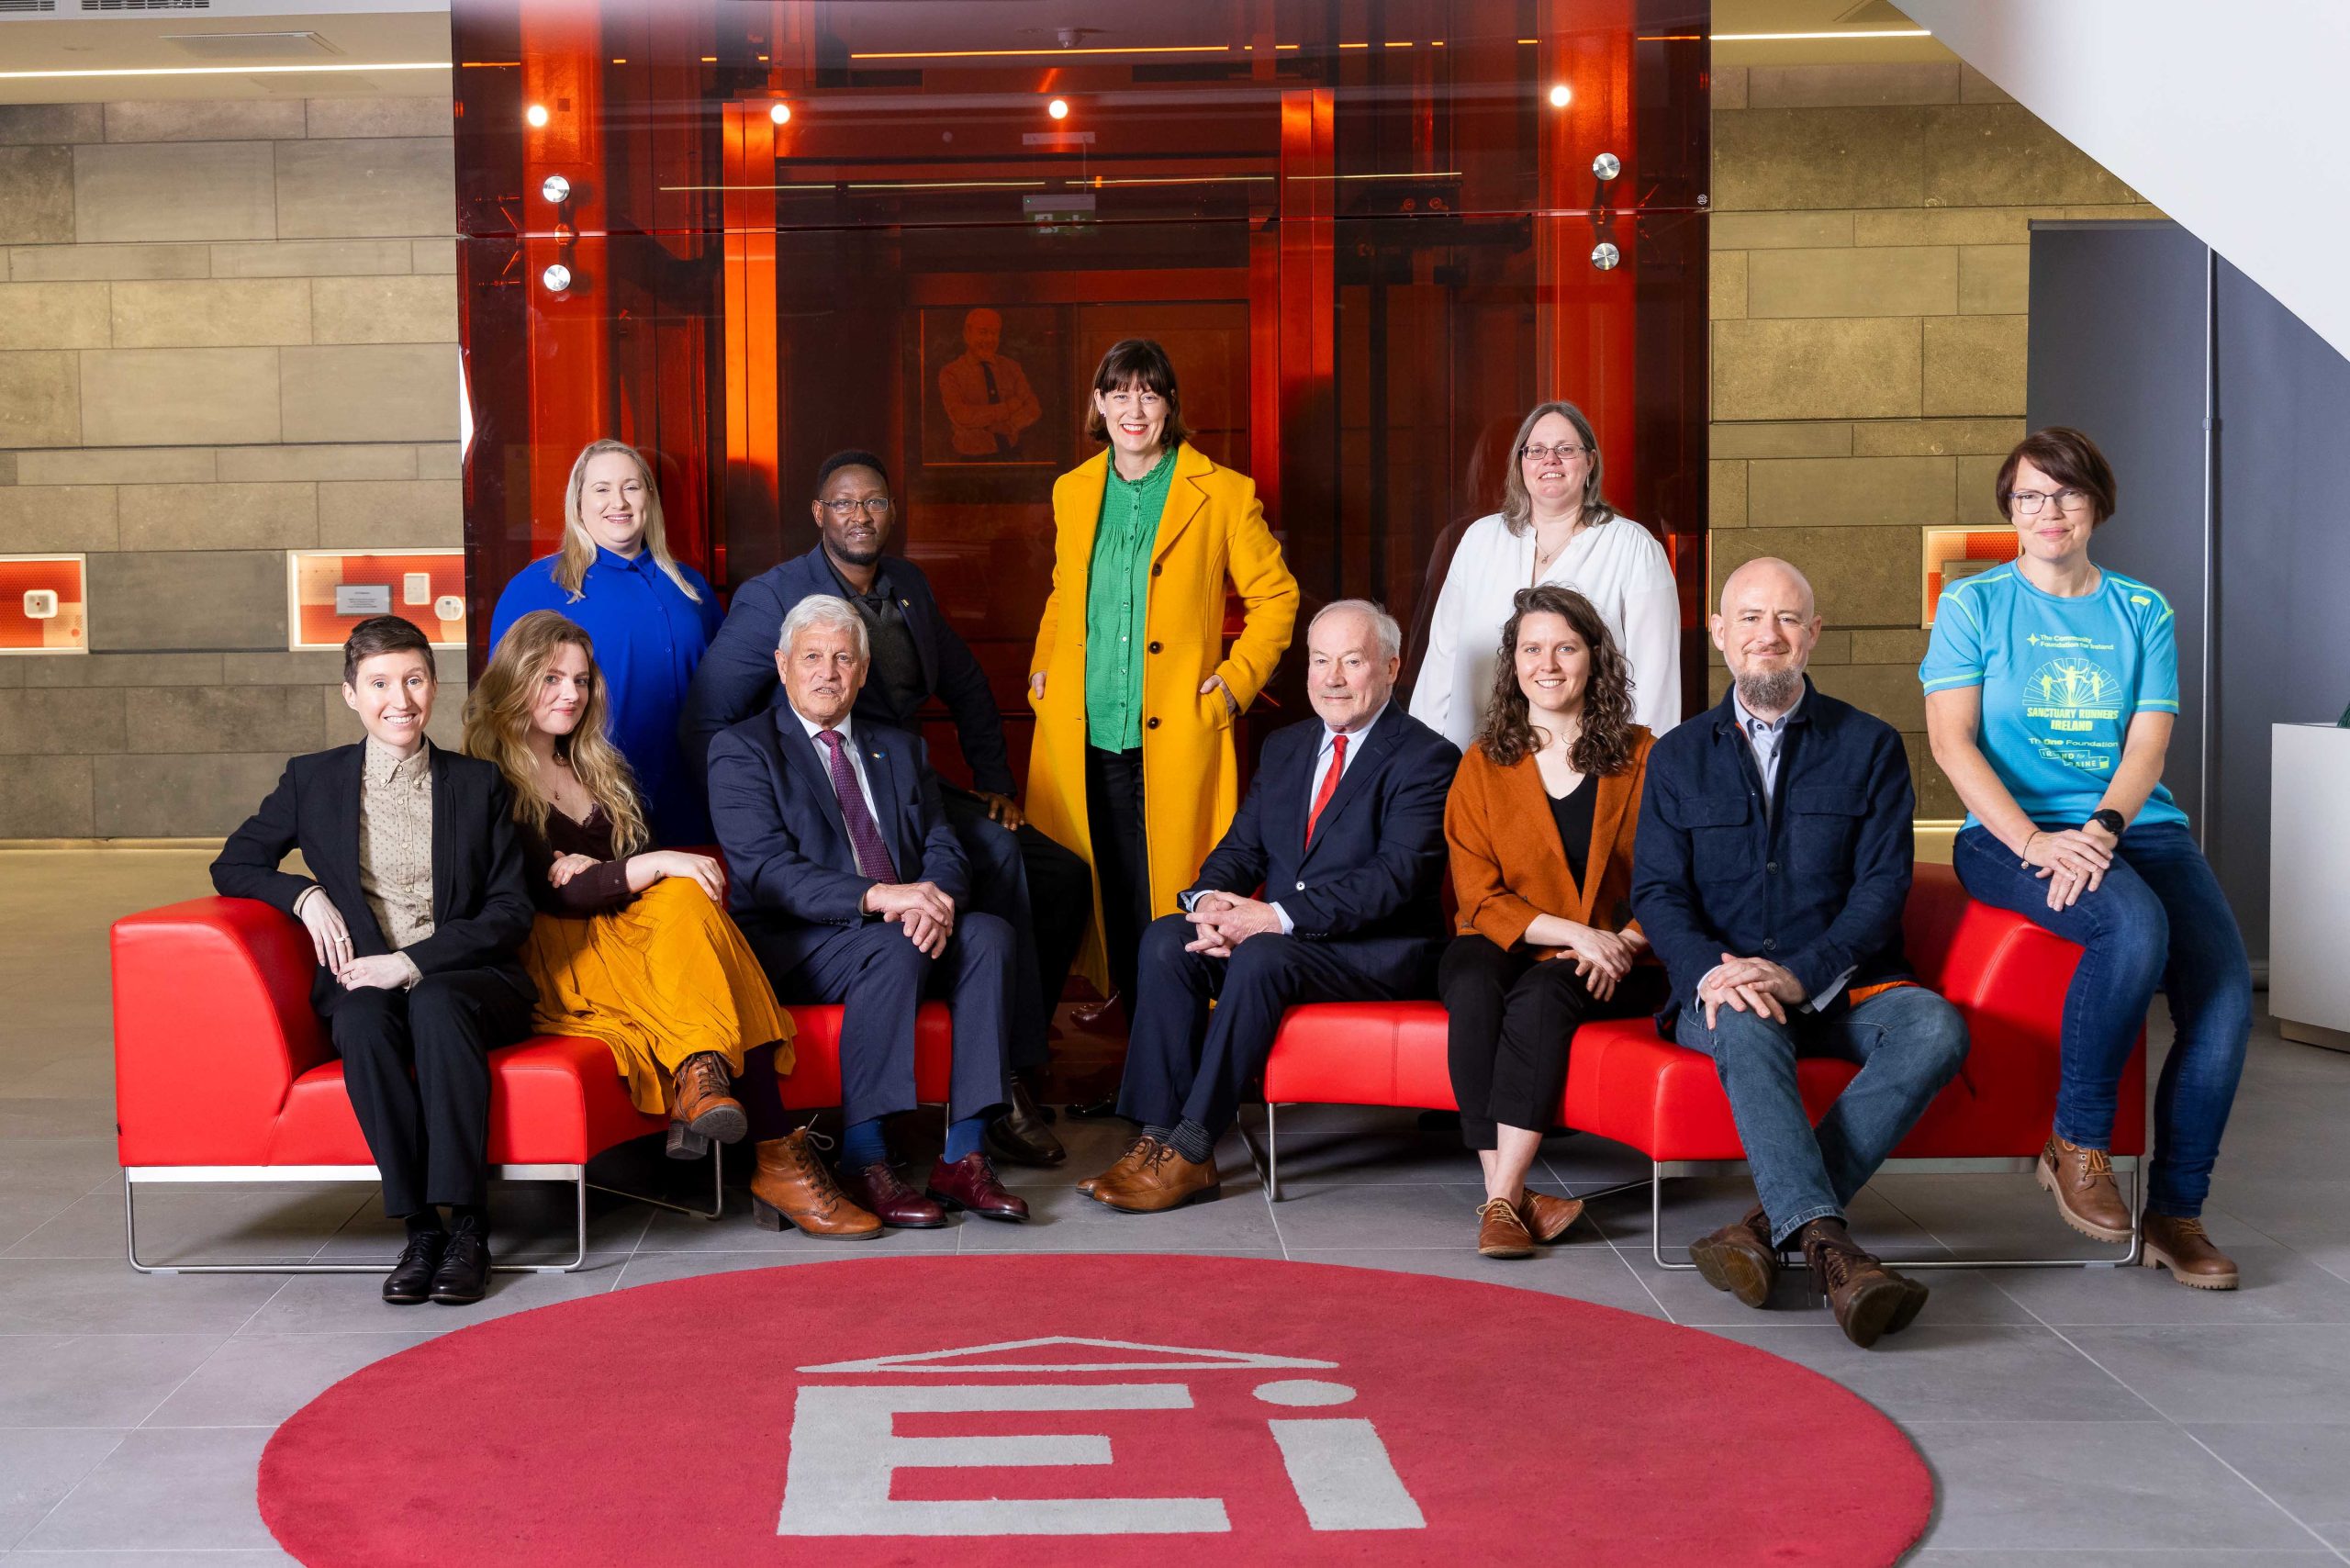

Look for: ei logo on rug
[776,1336,1426,1537]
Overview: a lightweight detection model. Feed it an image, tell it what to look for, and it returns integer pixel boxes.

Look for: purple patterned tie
[818,729,899,883]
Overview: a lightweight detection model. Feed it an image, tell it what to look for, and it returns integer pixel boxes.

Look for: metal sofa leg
[588,1137,724,1223]
[123,1168,593,1275]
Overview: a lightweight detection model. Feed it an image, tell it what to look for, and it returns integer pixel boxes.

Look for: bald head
[1712,555,1822,716]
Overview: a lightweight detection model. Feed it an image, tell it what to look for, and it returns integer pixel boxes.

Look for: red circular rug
[260,1255,1930,1566]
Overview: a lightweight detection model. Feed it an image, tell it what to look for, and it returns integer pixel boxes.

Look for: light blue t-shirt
[1919,563,2186,832]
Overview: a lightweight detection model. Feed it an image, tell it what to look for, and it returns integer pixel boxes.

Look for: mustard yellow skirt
[520,877,795,1116]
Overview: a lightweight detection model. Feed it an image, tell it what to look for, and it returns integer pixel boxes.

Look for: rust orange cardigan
[1444,727,1654,959]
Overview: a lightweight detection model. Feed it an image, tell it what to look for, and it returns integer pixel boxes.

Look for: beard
[1734,667,1804,712]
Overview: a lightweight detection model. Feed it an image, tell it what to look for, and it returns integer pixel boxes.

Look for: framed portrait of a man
[920,305,1062,466]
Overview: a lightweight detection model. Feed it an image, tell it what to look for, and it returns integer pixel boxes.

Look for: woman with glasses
[1923,426,2251,1290]
[489,439,723,844]
[1408,401,1681,746]
[1024,338,1300,1025]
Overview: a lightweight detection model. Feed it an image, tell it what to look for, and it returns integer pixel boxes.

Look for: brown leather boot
[670,1052,746,1146]
[1689,1204,1778,1307]
[1476,1198,1536,1260]
[1516,1189,1585,1245]
[2037,1136,2132,1242]
[749,1130,880,1240]
[1800,1218,1930,1349]
[1090,1140,1218,1214]
[2143,1213,2239,1290]
[1078,1133,1160,1198]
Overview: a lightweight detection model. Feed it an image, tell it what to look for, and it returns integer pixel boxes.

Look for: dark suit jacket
[679,545,1013,796]
[1629,680,1916,1021]
[209,742,537,1015]
[1189,703,1459,973]
[706,707,971,976]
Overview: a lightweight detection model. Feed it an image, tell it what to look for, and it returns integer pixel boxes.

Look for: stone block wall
[0,98,463,839]
[1707,60,2165,814]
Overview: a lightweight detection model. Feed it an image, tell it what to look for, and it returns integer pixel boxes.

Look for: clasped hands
[864,879,957,958]
[294,888,411,991]
[1546,923,1643,1002]
[1183,890,1282,958]
[2021,821,2115,912]
[1696,952,1808,1027]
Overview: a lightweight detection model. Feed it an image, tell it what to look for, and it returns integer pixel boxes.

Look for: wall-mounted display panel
[1921,528,2023,628]
[0,554,88,655]
[286,549,467,652]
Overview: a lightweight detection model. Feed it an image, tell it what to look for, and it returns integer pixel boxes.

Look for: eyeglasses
[2003,487,2088,517]
[1519,443,1589,464]
[820,498,892,518]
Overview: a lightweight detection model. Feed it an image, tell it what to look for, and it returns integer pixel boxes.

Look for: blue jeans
[1953,820,2251,1218]
[1677,986,1969,1247]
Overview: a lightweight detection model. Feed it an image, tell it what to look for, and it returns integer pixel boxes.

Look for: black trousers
[1084,745,1151,1007]
[324,969,533,1217]
[942,786,1092,1073]
[1438,935,1669,1150]
[1118,914,1435,1137]
[744,913,1013,1128]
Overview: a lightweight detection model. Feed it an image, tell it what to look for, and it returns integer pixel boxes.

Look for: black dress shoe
[429,1224,492,1305]
[986,1081,1067,1167]
[383,1230,446,1305]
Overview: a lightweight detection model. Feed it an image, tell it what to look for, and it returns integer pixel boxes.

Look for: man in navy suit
[683,450,1086,1164]
[708,595,1028,1228]
[1083,599,1460,1213]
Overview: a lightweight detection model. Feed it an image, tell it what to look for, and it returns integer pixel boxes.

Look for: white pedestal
[2269,723,2350,1051]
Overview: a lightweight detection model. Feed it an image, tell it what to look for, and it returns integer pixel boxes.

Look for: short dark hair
[1084,338,1194,449]
[815,448,890,495]
[342,615,434,686]
[1997,426,2118,526]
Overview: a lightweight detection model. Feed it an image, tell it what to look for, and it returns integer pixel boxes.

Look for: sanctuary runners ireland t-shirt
[1919,562,2187,832]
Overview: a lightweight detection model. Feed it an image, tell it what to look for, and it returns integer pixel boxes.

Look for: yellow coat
[1024,444,1300,993]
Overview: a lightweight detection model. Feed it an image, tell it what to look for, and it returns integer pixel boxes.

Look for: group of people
[210,338,2253,1350]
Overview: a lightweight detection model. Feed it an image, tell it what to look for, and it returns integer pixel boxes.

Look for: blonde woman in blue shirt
[1922,427,2249,1290]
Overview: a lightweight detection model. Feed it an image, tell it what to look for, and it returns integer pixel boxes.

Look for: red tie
[1304,733,1347,846]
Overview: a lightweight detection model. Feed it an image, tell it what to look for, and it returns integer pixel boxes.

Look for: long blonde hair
[551,439,703,604]
[462,610,651,856]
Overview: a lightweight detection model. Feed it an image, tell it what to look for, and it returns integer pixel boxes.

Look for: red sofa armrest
[111,897,330,1168]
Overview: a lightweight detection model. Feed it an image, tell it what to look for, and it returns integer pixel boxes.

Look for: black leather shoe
[986,1081,1067,1167]
[383,1230,446,1305]
[429,1224,491,1305]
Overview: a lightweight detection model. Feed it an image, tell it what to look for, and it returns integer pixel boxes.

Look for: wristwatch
[2085,808,2126,836]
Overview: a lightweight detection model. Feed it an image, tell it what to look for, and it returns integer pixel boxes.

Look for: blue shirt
[1919,562,2184,832]
[489,547,724,845]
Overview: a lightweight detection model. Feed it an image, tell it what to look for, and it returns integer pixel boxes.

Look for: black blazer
[209,742,537,1015]
[706,707,970,975]
[1189,703,1459,972]
[679,545,1013,795]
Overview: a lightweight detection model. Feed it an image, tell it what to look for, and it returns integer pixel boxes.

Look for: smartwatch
[2085,808,2126,836]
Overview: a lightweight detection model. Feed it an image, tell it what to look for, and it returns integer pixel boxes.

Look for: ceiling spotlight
[541,263,572,293]
[769,101,790,124]
[524,103,550,128]
[540,174,570,204]
[1046,96,1069,120]
[1548,83,1572,107]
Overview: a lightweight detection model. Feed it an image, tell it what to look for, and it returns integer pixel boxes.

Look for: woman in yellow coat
[1025,338,1300,1016]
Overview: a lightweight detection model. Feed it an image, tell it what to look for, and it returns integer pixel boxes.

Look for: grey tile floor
[4,848,2348,1563]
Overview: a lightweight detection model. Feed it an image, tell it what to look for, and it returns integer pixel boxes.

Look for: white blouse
[1406,510,1683,746]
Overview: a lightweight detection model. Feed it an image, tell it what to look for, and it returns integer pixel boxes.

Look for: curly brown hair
[1477,584,1637,775]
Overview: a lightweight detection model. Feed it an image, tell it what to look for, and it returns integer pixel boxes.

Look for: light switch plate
[404,573,434,606]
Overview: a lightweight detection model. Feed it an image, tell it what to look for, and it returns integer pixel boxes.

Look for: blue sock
[841,1118,890,1170]
[943,1114,990,1163]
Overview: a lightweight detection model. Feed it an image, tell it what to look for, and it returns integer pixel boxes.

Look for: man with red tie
[708,596,1027,1229]
[1082,600,1461,1213]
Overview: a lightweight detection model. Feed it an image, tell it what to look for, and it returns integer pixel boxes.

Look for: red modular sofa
[1259,864,2147,1266]
[110,895,955,1273]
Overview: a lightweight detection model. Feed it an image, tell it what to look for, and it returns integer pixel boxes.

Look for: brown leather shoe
[749,1131,880,1240]
[2143,1213,2239,1290]
[1090,1141,1218,1214]
[927,1152,1030,1223]
[670,1052,746,1146]
[985,1080,1067,1168]
[1689,1204,1779,1308]
[2037,1136,2132,1242]
[1517,1189,1585,1245]
[838,1161,947,1229]
[1078,1134,1159,1199]
[1800,1218,1929,1349]
[1477,1197,1536,1260]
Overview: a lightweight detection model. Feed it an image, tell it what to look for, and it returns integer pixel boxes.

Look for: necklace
[1532,519,1580,581]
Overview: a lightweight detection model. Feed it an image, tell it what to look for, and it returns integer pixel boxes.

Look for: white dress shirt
[1407,510,1682,744]
[1182,705,1386,937]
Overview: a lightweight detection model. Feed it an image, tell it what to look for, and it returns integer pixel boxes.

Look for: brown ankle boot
[1689,1204,1778,1307]
[2143,1213,2239,1290]
[750,1130,881,1240]
[2037,1136,2132,1242]
[670,1052,746,1146]
[1800,1218,1929,1349]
